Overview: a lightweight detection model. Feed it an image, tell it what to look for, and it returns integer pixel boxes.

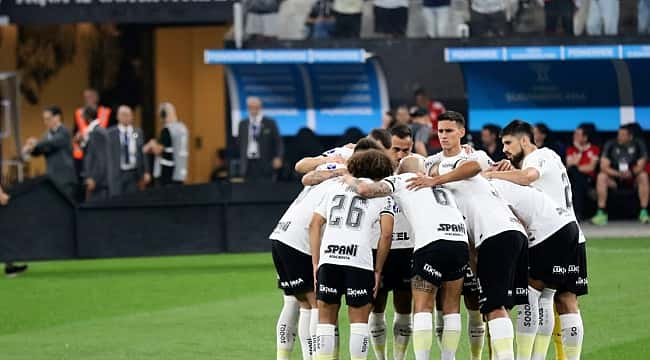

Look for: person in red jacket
[565,124,600,220]
[414,88,445,154]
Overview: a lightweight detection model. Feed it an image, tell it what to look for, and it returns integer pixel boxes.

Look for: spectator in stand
[332,0,363,37]
[414,88,445,153]
[640,0,650,34]
[381,110,396,129]
[470,0,509,36]
[409,107,431,156]
[534,122,564,157]
[586,0,619,35]
[395,105,411,125]
[81,107,112,201]
[423,0,452,38]
[145,102,189,186]
[244,0,280,40]
[592,124,649,225]
[545,0,577,35]
[566,123,600,221]
[373,0,409,37]
[480,123,506,161]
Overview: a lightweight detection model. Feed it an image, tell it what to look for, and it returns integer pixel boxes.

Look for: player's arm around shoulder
[483,166,540,185]
[302,167,349,186]
[341,175,393,198]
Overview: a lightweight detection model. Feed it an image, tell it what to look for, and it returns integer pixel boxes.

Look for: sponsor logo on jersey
[423,264,442,279]
[324,244,358,256]
[319,284,338,295]
[392,232,411,241]
[437,223,466,234]
[347,288,369,297]
[274,221,291,232]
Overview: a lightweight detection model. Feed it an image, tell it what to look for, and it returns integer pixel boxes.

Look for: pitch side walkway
[582,221,650,238]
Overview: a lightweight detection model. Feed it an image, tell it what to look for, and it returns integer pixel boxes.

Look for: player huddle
[269,112,588,360]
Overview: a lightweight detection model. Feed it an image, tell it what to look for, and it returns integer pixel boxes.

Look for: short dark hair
[44,105,62,118]
[534,123,550,137]
[390,124,412,139]
[414,87,428,98]
[501,119,534,141]
[347,149,394,181]
[369,128,392,149]
[354,138,383,153]
[577,123,596,142]
[438,111,466,128]
[482,123,501,137]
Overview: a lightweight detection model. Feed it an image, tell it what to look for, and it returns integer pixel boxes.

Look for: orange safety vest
[73,106,111,160]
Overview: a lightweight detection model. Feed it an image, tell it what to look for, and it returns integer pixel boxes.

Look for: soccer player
[486,120,588,360]
[408,111,528,360]
[343,155,470,360]
[487,178,580,360]
[270,161,347,359]
[310,149,396,360]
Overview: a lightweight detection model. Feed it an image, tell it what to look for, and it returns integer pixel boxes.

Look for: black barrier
[0,177,302,261]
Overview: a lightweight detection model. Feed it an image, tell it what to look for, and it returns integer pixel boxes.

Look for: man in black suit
[237,96,284,181]
[107,105,150,196]
[22,106,77,199]
[81,107,113,201]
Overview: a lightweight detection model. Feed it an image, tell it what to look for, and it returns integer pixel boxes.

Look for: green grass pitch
[0,237,648,359]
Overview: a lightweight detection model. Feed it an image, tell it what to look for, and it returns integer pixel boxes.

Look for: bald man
[237,97,284,182]
[107,105,150,196]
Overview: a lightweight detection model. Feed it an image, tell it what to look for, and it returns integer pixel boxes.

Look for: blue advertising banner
[463,61,622,131]
[223,57,388,136]
[205,49,368,65]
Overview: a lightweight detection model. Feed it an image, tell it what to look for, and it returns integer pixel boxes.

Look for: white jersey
[382,173,468,251]
[490,179,575,248]
[322,146,354,160]
[316,180,395,271]
[426,149,494,175]
[269,176,341,255]
[436,151,526,247]
[522,148,586,243]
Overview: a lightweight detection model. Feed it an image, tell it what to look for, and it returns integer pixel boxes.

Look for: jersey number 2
[329,195,366,228]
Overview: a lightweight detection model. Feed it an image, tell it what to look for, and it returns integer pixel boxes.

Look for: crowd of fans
[244,0,650,39]
[19,89,189,203]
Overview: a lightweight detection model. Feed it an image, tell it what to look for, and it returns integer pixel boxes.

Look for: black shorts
[372,248,413,291]
[530,222,589,296]
[374,6,408,35]
[412,240,469,288]
[271,240,314,296]
[477,231,529,314]
[317,264,374,307]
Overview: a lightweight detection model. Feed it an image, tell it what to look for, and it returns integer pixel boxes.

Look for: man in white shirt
[484,119,587,360]
[107,105,150,196]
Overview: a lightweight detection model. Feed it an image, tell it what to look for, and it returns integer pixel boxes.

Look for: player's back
[437,152,525,247]
[490,179,574,247]
[383,172,468,250]
[270,178,340,254]
[317,180,393,271]
[523,148,575,217]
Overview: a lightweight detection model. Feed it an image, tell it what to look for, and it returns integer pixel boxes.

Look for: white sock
[277,296,299,360]
[435,309,444,348]
[531,288,556,360]
[393,312,412,360]
[349,323,370,360]
[316,323,336,359]
[310,309,319,359]
[516,287,541,360]
[468,309,485,360]
[488,317,514,360]
[368,312,387,360]
[559,313,584,360]
[441,313,462,360]
[413,312,433,360]
[298,308,312,359]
